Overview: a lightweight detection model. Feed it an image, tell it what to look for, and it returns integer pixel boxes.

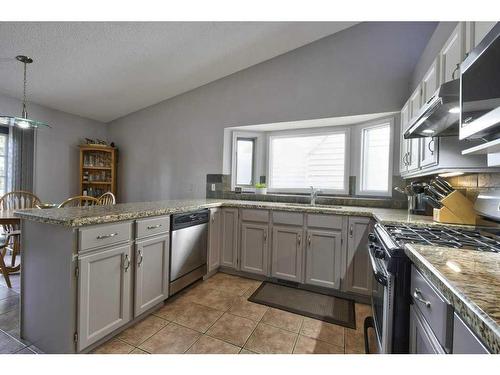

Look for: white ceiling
[0,22,357,123]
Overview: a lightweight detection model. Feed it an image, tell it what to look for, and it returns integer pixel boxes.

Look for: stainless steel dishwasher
[169,209,209,295]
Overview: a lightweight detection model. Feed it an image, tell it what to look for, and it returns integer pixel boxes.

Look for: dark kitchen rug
[248,281,356,329]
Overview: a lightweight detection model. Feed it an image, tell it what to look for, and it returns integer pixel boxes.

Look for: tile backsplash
[206,174,407,209]
[444,173,500,202]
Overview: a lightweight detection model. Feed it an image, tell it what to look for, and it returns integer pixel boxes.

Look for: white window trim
[230,131,264,191]
[356,118,394,197]
[266,127,350,195]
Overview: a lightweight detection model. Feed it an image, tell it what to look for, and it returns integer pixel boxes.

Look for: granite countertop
[14,198,457,228]
[405,244,500,353]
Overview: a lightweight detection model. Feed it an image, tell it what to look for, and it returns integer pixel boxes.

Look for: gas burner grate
[384,224,500,253]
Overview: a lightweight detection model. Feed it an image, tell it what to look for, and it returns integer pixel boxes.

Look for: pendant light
[0,55,51,129]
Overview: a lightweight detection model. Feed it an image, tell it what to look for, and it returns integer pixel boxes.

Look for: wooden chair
[58,196,99,208]
[0,231,20,288]
[97,192,116,205]
[0,191,41,269]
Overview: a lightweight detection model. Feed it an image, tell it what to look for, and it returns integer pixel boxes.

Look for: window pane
[236,139,254,185]
[0,177,4,196]
[361,124,390,192]
[0,156,4,175]
[269,132,346,190]
[0,135,5,156]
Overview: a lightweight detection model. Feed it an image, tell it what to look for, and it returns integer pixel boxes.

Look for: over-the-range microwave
[460,22,500,140]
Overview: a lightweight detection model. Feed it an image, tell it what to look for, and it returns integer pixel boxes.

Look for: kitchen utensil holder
[433,190,478,225]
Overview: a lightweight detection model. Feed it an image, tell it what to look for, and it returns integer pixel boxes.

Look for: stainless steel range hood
[404,79,460,139]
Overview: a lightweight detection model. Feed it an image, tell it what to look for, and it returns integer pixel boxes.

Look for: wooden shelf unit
[79,145,117,199]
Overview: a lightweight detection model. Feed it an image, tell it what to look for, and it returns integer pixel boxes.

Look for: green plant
[255,183,267,189]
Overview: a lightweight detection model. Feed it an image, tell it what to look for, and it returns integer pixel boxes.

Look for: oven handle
[368,246,388,286]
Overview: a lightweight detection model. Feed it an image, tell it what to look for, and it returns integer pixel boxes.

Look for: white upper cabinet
[400,101,410,174]
[407,86,421,172]
[439,23,466,83]
[420,58,440,168]
[466,22,497,52]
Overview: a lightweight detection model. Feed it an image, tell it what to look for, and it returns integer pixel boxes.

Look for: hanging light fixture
[0,55,51,129]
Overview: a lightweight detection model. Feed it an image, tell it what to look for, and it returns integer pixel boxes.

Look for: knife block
[433,190,478,225]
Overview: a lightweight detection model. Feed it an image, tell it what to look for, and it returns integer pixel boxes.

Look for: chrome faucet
[310,186,322,206]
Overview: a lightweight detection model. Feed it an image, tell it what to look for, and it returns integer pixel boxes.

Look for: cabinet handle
[212,216,215,223]
[123,254,130,272]
[297,234,301,245]
[147,224,162,230]
[137,250,143,267]
[349,224,353,237]
[96,232,118,240]
[413,288,431,308]
[308,236,311,247]
[451,63,460,80]
[428,138,435,154]
[263,231,267,241]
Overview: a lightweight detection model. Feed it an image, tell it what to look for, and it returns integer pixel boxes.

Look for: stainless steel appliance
[169,209,209,295]
[460,22,500,140]
[474,189,500,222]
[404,79,460,138]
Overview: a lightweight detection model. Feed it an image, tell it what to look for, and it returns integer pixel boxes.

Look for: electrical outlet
[211,183,216,191]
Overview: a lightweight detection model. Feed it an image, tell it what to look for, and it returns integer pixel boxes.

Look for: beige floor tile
[130,348,149,354]
[243,281,263,298]
[206,313,257,347]
[244,323,297,354]
[186,335,240,354]
[293,335,344,354]
[188,288,237,311]
[345,326,378,354]
[92,339,134,354]
[261,308,303,333]
[355,303,372,329]
[228,297,268,321]
[300,317,344,347]
[239,348,257,354]
[139,323,201,354]
[172,302,223,333]
[153,298,190,321]
[117,315,168,346]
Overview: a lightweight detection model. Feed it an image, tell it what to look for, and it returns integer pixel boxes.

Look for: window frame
[266,127,350,195]
[356,118,394,197]
[231,131,263,190]
[0,127,8,197]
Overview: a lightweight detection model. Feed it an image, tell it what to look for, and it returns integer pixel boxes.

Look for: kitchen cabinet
[271,225,304,282]
[221,208,239,269]
[400,101,410,174]
[305,228,342,289]
[240,222,269,275]
[466,21,497,52]
[208,208,221,272]
[452,313,489,354]
[420,58,440,168]
[409,304,445,354]
[407,87,421,173]
[134,234,169,317]
[343,217,372,296]
[77,243,133,351]
[440,23,465,84]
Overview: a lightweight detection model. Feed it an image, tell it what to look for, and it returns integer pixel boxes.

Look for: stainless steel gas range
[367,196,500,353]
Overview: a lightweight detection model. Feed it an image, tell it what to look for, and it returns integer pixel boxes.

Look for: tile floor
[92,272,378,354]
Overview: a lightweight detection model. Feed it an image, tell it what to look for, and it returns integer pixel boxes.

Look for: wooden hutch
[79,145,117,199]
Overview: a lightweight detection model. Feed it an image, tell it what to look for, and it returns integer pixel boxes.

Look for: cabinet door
[420,58,440,168]
[78,244,133,350]
[409,305,445,354]
[305,229,342,289]
[440,23,465,84]
[221,208,238,269]
[343,217,372,296]
[240,222,269,275]
[400,101,410,174]
[407,87,421,173]
[271,225,303,282]
[208,208,221,272]
[134,234,169,317]
[467,21,497,52]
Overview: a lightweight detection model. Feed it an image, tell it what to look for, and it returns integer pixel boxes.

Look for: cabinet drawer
[240,209,269,222]
[272,211,304,226]
[79,222,132,252]
[136,216,170,239]
[411,266,453,351]
[307,214,343,229]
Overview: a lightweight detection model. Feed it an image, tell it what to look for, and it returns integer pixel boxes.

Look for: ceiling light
[438,172,464,178]
[0,56,51,129]
[448,106,460,114]
[422,129,435,134]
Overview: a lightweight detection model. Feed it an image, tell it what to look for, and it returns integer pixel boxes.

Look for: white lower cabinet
[305,228,342,289]
[343,217,372,296]
[271,225,304,282]
[409,305,445,354]
[134,233,169,317]
[240,222,269,275]
[208,208,221,272]
[77,243,133,351]
[221,208,239,269]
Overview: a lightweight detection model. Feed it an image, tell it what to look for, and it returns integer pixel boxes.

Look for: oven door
[369,246,394,354]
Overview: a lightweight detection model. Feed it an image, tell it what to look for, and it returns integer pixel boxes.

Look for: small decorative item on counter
[234,187,242,194]
[255,183,267,195]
